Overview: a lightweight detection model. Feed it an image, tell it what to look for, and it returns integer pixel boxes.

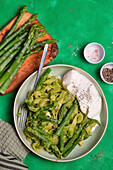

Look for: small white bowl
[84,43,105,64]
[100,62,113,84]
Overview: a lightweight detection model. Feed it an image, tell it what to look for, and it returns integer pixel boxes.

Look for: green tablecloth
[0,0,113,169]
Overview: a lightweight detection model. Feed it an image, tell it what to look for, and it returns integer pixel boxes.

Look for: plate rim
[13,64,108,162]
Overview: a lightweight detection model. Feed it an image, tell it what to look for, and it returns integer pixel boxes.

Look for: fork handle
[32,44,49,92]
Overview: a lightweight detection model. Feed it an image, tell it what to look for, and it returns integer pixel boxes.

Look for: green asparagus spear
[0,47,43,94]
[30,26,46,46]
[30,30,47,48]
[26,126,62,158]
[0,30,47,68]
[24,46,44,58]
[0,56,17,78]
[0,62,11,78]
[62,113,88,154]
[33,39,59,50]
[0,37,58,74]
[88,118,100,126]
[4,6,27,39]
[0,29,58,92]
[20,30,47,52]
[37,25,45,31]
[58,103,68,124]
[25,23,41,53]
[0,57,26,94]
[32,127,52,137]
[38,115,59,124]
[60,129,64,152]
[0,23,44,57]
[0,49,21,72]
[0,24,44,57]
[55,103,76,136]
[0,26,35,93]
[63,123,89,157]
[0,13,38,50]
[22,30,46,54]
[63,119,100,157]
[0,38,25,65]
[25,24,44,53]
[0,29,28,57]
[26,127,49,142]
[0,45,44,85]
[35,68,52,91]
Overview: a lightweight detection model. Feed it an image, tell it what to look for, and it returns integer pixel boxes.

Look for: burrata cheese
[62,70,102,119]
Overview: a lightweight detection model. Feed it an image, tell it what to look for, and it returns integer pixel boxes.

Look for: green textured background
[0,0,113,169]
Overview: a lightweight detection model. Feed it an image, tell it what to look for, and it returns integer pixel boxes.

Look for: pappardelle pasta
[21,68,100,158]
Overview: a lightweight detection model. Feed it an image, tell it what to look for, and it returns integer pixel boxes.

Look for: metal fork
[18,44,49,128]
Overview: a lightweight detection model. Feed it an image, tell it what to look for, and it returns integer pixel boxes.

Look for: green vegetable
[88,118,100,126]
[60,129,64,152]
[55,103,76,136]
[0,45,44,77]
[0,47,43,94]
[62,113,88,155]
[30,25,46,46]
[0,25,46,58]
[0,25,35,93]
[35,68,52,90]
[38,115,59,124]
[24,46,44,58]
[68,113,83,137]
[26,127,62,158]
[0,13,38,51]
[0,61,12,78]
[4,6,27,39]
[63,119,98,157]
[25,23,42,53]
[34,39,59,49]
[0,57,26,94]
[0,29,28,57]
[63,123,88,157]
[0,30,47,70]
[0,41,24,71]
[33,127,52,137]
[58,103,68,124]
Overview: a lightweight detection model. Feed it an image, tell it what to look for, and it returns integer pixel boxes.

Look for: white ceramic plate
[13,64,108,162]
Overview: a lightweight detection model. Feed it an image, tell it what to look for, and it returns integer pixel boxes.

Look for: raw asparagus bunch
[0,6,59,94]
[0,30,47,71]
[0,13,38,50]
[0,24,35,93]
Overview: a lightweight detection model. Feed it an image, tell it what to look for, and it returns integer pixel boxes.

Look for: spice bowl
[100,62,113,84]
[84,43,105,64]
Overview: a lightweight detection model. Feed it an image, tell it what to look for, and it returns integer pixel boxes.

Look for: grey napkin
[0,119,29,170]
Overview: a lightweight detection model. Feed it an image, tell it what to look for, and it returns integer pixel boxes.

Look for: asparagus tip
[20,6,27,13]
[23,6,27,9]
[31,23,40,30]
[34,13,38,18]
[33,23,40,26]
[53,40,59,43]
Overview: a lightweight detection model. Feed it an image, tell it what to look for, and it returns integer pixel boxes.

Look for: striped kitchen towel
[0,152,28,170]
[0,119,29,170]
